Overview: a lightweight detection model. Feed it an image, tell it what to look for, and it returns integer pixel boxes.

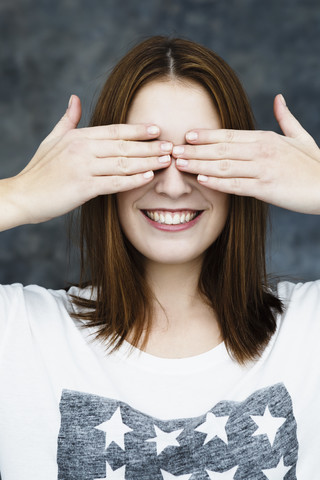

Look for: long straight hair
[72,36,283,364]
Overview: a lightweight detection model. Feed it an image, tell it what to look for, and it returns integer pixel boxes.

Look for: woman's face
[116,79,229,266]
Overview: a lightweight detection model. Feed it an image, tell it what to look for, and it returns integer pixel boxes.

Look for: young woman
[0,36,319,480]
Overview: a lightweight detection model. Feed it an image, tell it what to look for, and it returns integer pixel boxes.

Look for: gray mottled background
[0,0,319,289]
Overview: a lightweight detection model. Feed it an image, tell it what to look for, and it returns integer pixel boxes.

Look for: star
[146,425,184,455]
[195,412,229,445]
[161,469,192,480]
[95,406,133,450]
[94,461,126,480]
[251,406,286,446]
[206,466,238,479]
[262,456,292,479]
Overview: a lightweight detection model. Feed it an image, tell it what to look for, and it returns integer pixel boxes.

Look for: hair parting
[71,36,283,364]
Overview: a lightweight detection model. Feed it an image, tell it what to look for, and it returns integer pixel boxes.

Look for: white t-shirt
[0,281,319,480]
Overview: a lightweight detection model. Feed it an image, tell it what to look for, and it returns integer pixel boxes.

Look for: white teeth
[165,213,173,225]
[145,210,199,225]
[173,214,180,224]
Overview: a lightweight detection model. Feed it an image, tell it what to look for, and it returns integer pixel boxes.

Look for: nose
[153,158,192,199]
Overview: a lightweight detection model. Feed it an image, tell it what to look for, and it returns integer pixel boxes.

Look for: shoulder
[277,279,320,313]
[276,279,320,342]
[0,283,86,332]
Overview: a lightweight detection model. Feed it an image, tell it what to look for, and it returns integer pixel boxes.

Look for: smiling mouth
[142,210,203,225]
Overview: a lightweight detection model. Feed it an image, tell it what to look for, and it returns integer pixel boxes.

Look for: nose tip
[154,158,192,198]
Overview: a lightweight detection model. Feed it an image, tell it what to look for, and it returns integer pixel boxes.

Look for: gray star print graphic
[57,383,298,479]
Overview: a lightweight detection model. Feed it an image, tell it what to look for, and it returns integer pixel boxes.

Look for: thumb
[48,94,82,139]
[273,94,312,143]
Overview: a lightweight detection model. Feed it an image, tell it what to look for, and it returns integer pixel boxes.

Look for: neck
[145,258,203,316]
[140,257,222,358]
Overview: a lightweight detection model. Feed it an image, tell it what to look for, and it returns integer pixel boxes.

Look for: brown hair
[72,36,283,364]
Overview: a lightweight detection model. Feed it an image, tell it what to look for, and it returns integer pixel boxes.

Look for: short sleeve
[277,280,320,344]
[0,283,72,349]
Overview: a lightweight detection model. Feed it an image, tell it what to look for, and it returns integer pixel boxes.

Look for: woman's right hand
[1,95,172,230]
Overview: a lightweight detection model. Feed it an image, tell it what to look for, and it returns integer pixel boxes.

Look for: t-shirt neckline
[114,339,230,374]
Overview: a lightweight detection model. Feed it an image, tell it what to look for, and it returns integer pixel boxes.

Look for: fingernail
[147,125,160,135]
[279,94,286,106]
[176,158,188,166]
[186,131,198,141]
[172,146,184,155]
[159,155,171,163]
[161,142,173,153]
[198,174,208,182]
[143,170,154,179]
[68,95,73,109]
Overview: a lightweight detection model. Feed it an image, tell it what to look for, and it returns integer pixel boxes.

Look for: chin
[136,245,206,266]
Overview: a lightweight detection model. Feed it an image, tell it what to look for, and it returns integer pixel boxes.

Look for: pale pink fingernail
[147,125,160,135]
[159,155,171,163]
[198,174,208,182]
[176,158,188,166]
[279,94,286,106]
[161,142,173,152]
[68,95,73,109]
[143,170,154,179]
[186,131,198,141]
[172,146,184,155]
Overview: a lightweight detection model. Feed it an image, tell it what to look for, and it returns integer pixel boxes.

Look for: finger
[172,143,257,160]
[80,123,161,141]
[273,94,314,143]
[94,171,155,195]
[176,158,258,178]
[184,128,259,145]
[47,95,82,140]
[197,175,260,197]
[92,155,171,176]
[91,139,173,158]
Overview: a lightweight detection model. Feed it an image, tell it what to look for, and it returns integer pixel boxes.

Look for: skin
[0,80,319,357]
[117,80,230,357]
[173,94,320,215]
[117,80,230,267]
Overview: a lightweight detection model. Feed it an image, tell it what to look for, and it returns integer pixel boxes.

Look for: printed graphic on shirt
[57,383,298,480]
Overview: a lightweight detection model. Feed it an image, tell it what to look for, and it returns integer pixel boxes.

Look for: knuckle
[66,137,86,155]
[118,139,129,156]
[219,159,230,172]
[231,177,241,191]
[217,143,228,157]
[259,142,276,159]
[111,175,122,191]
[225,129,235,142]
[107,124,120,139]
[117,156,130,174]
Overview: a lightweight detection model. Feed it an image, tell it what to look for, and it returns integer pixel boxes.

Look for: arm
[0,95,172,232]
[173,94,320,215]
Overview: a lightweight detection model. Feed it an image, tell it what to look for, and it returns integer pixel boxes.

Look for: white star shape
[251,406,286,446]
[94,461,126,480]
[161,469,192,480]
[262,456,292,479]
[146,425,183,455]
[195,412,229,445]
[95,407,133,450]
[206,466,238,479]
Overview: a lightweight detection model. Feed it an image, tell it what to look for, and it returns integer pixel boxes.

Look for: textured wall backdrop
[1,0,319,288]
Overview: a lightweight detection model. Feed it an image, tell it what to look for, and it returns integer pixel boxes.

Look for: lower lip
[141,211,204,231]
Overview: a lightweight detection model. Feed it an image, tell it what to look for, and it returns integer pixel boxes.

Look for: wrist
[0,177,30,231]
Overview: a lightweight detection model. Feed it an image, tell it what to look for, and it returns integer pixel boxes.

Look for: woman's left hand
[173,94,320,214]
